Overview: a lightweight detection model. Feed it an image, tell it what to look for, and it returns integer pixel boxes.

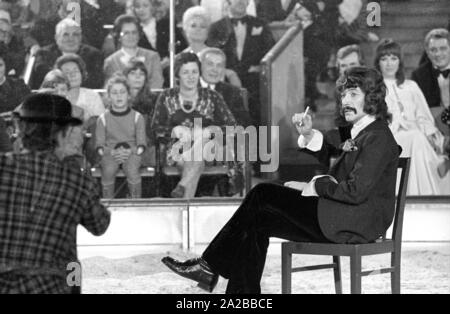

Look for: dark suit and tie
[412,62,450,136]
[207,15,275,126]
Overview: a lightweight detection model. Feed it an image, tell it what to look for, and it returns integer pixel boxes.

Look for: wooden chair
[281,158,411,294]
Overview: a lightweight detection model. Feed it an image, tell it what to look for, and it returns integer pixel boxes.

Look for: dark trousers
[202,182,330,294]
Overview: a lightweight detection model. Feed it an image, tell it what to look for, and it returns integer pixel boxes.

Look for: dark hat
[14,93,83,126]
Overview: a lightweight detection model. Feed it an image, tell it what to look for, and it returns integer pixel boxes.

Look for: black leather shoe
[161,256,218,292]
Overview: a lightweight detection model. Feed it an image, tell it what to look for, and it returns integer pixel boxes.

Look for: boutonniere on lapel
[341,139,358,153]
[251,27,263,36]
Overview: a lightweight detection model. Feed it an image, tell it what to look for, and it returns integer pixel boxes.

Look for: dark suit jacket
[0,77,31,113]
[256,0,300,23]
[315,120,399,244]
[411,61,442,108]
[29,43,104,90]
[138,18,188,60]
[215,82,252,127]
[207,16,275,79]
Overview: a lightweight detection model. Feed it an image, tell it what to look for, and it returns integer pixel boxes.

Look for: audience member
[182,5,241,87]
[104,14,164,88]
[55,53,105,123]
[151,52,237,199]
[0,49,31,114]
[376,39,450,195]
[131,0,187,63]
[199,47,251,127]
[0,10,26,77]
[29,18,104,89]
[207,0,275,126]
[124,60,159,168]
[96,74,147,199]
[412,28,450,137]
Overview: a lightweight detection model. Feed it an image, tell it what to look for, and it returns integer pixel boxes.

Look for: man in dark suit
[412,28,450,136]
[197,47,252,196]
[162,67,400,294]
[207,0,275,126]
[199,47,252,127]
[29,18,104,90]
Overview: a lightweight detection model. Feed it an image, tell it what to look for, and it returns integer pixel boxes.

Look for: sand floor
[80,243,450,294]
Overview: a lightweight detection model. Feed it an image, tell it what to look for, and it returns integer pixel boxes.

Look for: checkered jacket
[0,151,111,294]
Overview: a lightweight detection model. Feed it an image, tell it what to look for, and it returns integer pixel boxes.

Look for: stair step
[380,1,450,15]
[377,28,433,42]
[382,15,448,29]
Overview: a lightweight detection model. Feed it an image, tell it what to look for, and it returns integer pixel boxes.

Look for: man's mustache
[341,106,358,115]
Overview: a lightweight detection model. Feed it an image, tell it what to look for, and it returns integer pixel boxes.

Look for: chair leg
[333,256,342,294]
[391,252,401,294]
[350,254,362,294]
[281,246,292,294]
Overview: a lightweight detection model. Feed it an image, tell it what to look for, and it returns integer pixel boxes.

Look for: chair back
[391,158,411,243]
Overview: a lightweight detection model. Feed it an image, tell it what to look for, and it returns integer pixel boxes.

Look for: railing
[260,23,304,176]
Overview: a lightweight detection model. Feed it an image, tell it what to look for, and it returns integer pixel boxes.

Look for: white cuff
[298,129,324,152]
[302,175,338,197]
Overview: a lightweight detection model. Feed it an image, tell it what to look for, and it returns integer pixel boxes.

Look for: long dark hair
[337,67,391,123]
[374,38,406,86]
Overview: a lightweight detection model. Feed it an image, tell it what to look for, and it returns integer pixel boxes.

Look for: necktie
[440,69,450,79]
[230,16,248,26]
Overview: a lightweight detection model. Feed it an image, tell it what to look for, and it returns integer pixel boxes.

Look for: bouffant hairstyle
[174,52,201,79]
[336,67,391,123]
[54,53,88,83]
[374,38,406,86]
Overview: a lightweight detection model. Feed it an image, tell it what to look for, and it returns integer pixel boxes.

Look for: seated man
[412,28,450,136]
[29,18,104,90]
[162,67,400,294]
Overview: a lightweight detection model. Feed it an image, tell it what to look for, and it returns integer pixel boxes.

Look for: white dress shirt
[141,19,157,49]
[300,115,376,197]
[350,114,376,139]
[233,20,247,61]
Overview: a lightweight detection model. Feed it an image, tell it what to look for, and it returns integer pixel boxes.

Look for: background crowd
[0,0,449,197]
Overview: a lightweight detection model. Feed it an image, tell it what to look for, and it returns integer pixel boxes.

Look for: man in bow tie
[207,0,275,127]
[412,28,450,136]
[162,67,400,294]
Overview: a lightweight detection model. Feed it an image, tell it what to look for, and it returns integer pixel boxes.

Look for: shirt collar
[200,78,215,90]
[351,115,376,139]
